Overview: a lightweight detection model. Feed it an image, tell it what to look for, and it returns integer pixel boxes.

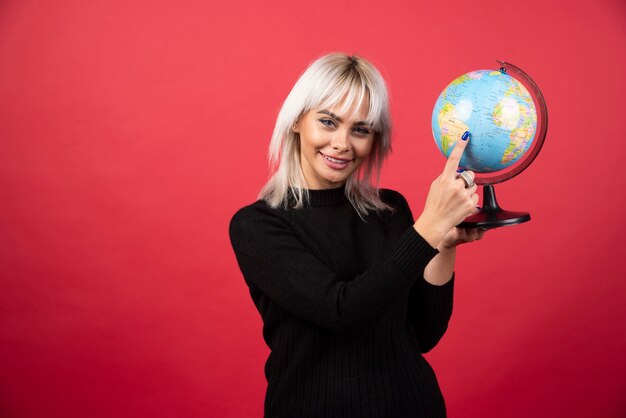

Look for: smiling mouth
[320,152,352,165]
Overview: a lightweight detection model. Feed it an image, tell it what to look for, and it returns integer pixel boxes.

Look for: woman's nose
[331,130,351,151]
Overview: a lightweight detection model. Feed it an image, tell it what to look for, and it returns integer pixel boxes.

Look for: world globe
[432,69,536,173]
[431,61,548,229]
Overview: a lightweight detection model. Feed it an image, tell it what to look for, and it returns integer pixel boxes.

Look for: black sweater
[229,187,454,418]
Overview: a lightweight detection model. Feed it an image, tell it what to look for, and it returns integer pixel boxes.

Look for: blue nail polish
[462,131,470,141]
[456,169,464,173]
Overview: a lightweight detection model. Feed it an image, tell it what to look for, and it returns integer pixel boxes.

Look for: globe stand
[458,184,530,230]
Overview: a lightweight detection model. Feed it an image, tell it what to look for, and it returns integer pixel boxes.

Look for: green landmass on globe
[432,69,538,173]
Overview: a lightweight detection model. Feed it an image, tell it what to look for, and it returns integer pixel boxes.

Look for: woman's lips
[320,152,352,169]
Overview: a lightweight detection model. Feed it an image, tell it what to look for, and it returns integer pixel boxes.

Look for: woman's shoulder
[376,188,414,223]
[231,199,275,222]
[378,188,409,208]
[230,199,288,236]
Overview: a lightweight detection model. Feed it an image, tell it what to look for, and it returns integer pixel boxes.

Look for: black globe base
[457,184,530,230]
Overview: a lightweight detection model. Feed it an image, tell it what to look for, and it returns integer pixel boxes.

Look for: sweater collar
[290,186,347,207]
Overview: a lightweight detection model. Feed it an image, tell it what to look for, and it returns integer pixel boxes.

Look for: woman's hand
[423,225,486,285]
[438,226,486,251]
[414,133,480,248]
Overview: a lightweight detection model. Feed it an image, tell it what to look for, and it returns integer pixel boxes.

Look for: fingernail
[457,169,464,173]
[462,131,470,141]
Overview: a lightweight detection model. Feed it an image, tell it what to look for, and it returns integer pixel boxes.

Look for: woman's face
[295,99,375,190]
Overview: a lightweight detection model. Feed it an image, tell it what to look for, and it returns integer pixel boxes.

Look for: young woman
[229,53,484,418]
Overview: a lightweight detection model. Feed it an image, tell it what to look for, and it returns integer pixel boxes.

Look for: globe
[431,61,548,229]
[432,69,537,173]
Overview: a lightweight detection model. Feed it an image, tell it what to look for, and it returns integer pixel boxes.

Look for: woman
[229,53,484,417]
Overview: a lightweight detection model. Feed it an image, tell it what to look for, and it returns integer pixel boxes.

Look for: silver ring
[458,170,475,188]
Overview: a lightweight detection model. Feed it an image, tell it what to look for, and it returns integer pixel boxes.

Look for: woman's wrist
[437,243,457,253]
[424,248,456,285]
[414,215,450,249]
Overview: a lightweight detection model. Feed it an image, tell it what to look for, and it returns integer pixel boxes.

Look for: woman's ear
[292,113,303,133]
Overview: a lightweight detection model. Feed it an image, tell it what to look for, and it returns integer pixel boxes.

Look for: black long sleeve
[229,187,454,417]
[395,190,455,353]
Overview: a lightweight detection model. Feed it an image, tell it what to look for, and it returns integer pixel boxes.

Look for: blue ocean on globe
[432,69,538,173]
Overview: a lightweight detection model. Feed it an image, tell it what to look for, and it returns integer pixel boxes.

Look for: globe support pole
[457,184,530,230]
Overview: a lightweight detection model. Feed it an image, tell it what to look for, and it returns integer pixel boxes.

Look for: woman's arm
[401,132,486,350]
[397,193,456,352]
[424,227,485,285]
[424,247,456,286]
[408,228,485,352]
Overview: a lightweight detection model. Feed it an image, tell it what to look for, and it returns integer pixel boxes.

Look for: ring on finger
[458,170,475,188]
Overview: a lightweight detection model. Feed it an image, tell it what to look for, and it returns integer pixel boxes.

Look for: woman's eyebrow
[317,110,368,125]
[317,110,342,121]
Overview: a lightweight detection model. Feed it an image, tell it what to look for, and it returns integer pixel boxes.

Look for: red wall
[1,1,625,417]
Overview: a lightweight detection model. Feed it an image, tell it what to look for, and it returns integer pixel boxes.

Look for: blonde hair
[259,53,393,216]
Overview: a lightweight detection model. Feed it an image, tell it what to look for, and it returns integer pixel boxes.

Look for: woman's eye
[353,127,371,136]
[319,118,336,127]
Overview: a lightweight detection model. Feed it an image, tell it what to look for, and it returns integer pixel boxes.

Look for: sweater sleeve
[229,204,438,335]
[396,194,455,353]
[407,277,454,353]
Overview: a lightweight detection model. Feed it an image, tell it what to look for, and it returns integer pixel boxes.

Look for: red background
[1,0,625,417]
